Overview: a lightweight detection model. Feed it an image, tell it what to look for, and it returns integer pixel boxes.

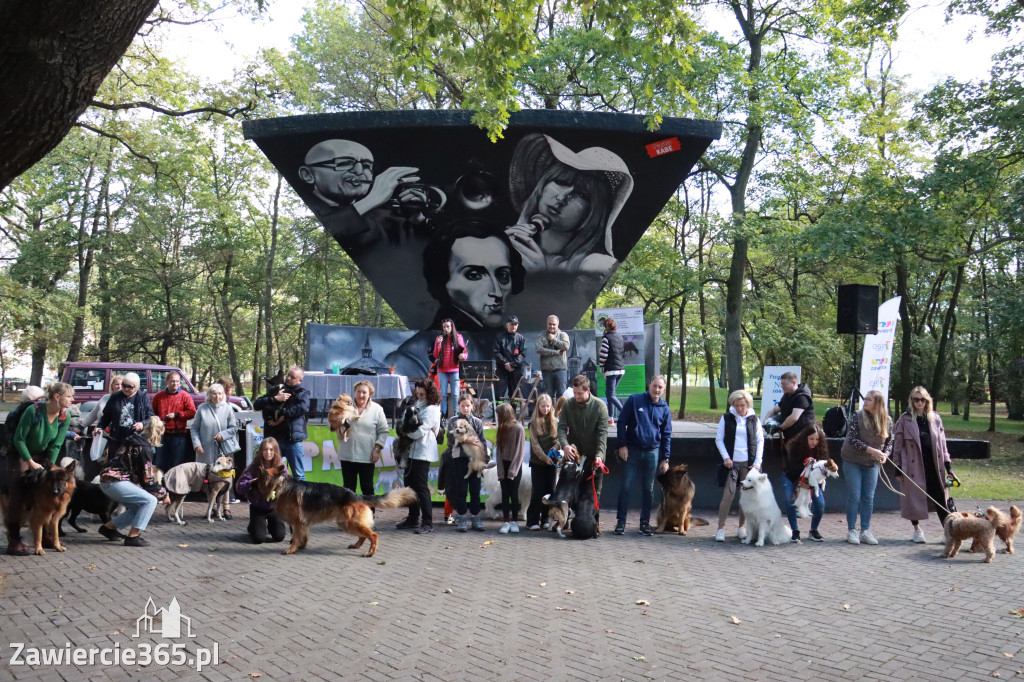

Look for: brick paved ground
[1,495,1021,681]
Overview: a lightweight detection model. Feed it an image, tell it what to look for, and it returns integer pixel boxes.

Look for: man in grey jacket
[535,315,570,399]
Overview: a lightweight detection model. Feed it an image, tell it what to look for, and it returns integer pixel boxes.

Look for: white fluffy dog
[481,459,532,521]
[794,459,839,518]
[738,470,792,546]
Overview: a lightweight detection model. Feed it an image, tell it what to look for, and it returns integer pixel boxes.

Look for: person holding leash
[892,386,953,543]
[841,389,893,545]
[494,402,526,534]
[557,374,609,531]
[236,437,288,544]
[5,383,74,556]
[713,390,763,542]
[526,393,559,531]
[614,375,672,537]
[781,424,830,543]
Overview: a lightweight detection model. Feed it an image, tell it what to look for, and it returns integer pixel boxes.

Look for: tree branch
[88,99,256,119]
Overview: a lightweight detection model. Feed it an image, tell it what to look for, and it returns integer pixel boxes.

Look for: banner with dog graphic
[858,296,901,406]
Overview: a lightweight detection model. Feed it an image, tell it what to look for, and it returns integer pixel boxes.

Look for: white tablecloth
[301,374,411,402]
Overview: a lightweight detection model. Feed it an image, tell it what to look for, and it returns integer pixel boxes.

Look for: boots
[6,535,31,556]
[456,514,469,532]
[471,514,485,531]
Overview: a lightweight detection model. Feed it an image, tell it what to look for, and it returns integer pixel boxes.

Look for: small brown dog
[972,505,1021,555]
[327,394,357,442]
[654,463,709,535]
[943,507,999,563]
[452,418,488,478]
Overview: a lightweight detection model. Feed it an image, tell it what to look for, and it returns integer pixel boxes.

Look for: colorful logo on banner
[761,366,801,421]
[594,306,646,403]
[858,296,902,404]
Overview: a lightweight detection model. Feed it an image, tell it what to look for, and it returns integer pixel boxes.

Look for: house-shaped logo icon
[134,597,196,639]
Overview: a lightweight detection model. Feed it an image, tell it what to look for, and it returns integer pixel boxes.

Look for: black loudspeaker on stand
[836,284,880,415]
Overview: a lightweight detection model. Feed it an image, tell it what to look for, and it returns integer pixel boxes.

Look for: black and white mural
[243,111,721,332]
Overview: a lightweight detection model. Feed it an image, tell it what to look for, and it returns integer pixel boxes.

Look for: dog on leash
[794,459,839,518]
[542,460,585,538]
[739,470,792,546]
[392,398,420,478]
[451,418,488,478]
[943,507,1000,563]
[59,475,116,536]
[0,461,77,555]
[980,505,1021,555]
[327,394,357,442]
[163,456,235,525]
[256,466,417,557]
[655,464,709,535]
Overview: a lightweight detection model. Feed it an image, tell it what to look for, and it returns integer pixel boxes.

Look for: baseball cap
[506,315,519,324]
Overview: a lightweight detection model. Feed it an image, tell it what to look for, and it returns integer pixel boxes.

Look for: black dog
[570,481,598,540]
[393,397,420,478]
[543,460,586,538]
[59,478,116,536]
[261,372,287,428]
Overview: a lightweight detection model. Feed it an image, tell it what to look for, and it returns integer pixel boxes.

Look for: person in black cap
[493,315,526,401]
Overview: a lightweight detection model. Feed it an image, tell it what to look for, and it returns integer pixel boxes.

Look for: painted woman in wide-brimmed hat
[506,133,633,276]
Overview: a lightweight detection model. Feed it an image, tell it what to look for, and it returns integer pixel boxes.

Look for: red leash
[588,460,610,510]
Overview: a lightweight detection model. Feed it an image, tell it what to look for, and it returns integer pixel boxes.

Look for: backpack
[822,404,848,438]
[1,401,65,451]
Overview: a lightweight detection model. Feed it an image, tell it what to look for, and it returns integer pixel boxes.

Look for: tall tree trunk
[981,264,996,433]
[251,302,263,400]
[930,262,965,397]
[895,258,913,415]
[666,307,674,406]
[963,330,978,422]
[263,175,283,380]
[29,322,46,386]
[66,154,101,363]
[677,301,688,419]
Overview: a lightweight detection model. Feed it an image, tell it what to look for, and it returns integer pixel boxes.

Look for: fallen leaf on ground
[86,564,96,570]
[178,544,189,548]
[730,616,741,625]
[876,553,886,557]
[526,594,538,598]
[555,607,577,612]
[642,610,649,616]
[605,629,613,633]
[1011,608,1024,618]
[443,546,453,550]
[633,655,646,661]
[148,566,156,571]
[843,604,851,610]
[443,588,453,594]
[1005,654,1015,658]
[635,600,650,606]
[377,560,386,565]
[481,540,495,547]
[565,590,575,594]
[539,582,547,587]
[368,602,379,606]
[991,672,1000,678]
[249,674,262,678]
[634,559,645,563]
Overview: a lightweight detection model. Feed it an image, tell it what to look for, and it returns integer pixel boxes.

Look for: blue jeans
[844,461,880,531]
[283,440,305,481]
[616,446,658,525]
[100,481,157,532]
[605,373,624,418]
[543,369,567,400]
[781,475,823,532]
[155,433,189,471]
[438,371,459,416]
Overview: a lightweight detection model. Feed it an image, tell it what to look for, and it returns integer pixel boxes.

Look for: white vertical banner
[859,296,902,404]
[761,366,801,421]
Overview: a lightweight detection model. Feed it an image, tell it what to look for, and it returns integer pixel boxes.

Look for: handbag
[217,435,242,458]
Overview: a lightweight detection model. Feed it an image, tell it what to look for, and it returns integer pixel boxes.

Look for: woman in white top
[713,389,764,542]
[190,383,238,467]
[81,374,124,462]
[394,379,441,534]
[335,380,389,496]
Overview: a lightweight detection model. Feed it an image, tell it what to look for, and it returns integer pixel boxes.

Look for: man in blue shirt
[614,376,672,536]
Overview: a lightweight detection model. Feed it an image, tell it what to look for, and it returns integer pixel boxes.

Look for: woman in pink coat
[892,386,953,544]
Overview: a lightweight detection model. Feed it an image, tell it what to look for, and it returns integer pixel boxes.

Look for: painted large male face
[446,236,513,328]
[298,139,374,206]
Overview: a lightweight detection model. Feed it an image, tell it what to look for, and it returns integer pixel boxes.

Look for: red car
[60,362,251,409]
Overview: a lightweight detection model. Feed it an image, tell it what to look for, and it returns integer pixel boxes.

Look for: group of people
[4,359,957,555]
[713,372,955,545]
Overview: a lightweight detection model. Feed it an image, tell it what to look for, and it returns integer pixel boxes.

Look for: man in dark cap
[493,315,526,401]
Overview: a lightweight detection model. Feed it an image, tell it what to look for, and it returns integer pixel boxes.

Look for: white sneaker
[499,522,511,534]
[715,529,726,542]
[860,530,878,545]
[542,521,552,530]
[510,522,520,533]
[847,530,861,545]
[445,514,456,526]
[912,527,926,543]
[737,527,748,540]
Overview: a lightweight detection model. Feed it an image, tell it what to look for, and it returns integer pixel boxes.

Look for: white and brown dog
[451,418,488,479]
[163,456,235,525]
[794,458,839,519]
[327,394,357,442]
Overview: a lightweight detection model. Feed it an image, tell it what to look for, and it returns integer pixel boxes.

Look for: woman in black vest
[713,390,764,542]
[598,318,625,420]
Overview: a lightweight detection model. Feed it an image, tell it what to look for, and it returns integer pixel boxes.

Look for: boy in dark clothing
[767,372,815,441]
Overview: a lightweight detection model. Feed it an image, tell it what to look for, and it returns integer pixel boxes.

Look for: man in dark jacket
[493,315,526,401]
[253,366,311,480]
[614,376,672,536]
[598,318,626,419]
[767,371,815,441]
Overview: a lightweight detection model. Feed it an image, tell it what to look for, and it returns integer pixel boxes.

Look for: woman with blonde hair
[840,390,893,545]
[892,386,953,543]
[713,389,763,542]
[526,393,559,530]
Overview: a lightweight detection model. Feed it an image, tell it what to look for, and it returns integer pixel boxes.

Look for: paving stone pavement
[1,496,1022,681]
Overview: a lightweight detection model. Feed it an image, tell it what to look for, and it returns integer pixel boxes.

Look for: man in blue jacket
[614,376,672,536]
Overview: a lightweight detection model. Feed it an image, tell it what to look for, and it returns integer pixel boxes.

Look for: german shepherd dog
[0,461,78,555]
[257,466,417,557]
[393,398,421,478]
[327,394,357,442]
[655,463,709,535]
[542,460,585,538]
